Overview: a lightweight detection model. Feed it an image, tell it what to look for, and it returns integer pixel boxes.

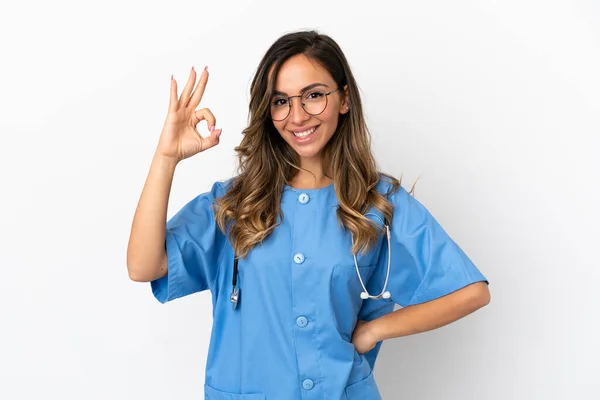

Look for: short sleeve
[150,180,228,304]
[366,185,488,308]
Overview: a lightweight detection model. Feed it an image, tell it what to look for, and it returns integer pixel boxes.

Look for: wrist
[153,152,179,170]
[367,319,386,343]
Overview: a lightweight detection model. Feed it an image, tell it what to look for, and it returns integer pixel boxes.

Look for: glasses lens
[270,97,289,121]
[302,90,327,115]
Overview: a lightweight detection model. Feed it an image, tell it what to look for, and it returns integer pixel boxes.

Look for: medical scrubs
[150,174,488,399]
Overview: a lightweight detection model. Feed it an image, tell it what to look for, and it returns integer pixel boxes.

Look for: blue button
[298,193,310,204]
[296,316,308,327]
[302,379,314,390]
[293,253,305,264]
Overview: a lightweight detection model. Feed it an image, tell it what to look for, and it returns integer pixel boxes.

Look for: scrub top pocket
[204,383,266,400]
[344,369,382,400]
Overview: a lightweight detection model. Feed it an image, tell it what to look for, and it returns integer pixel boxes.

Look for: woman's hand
[156,66,222,163]
[351,320,379,354]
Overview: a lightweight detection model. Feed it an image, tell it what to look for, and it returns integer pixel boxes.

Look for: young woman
[127,30,490,400]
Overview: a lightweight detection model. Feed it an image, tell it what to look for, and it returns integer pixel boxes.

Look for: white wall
[1,0,598,398]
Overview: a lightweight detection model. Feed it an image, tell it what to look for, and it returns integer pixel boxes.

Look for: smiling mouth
[290,124,320,139]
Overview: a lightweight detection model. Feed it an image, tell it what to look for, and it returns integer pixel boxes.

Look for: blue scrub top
[151,174,488,400]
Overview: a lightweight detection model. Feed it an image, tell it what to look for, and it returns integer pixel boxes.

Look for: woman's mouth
[290,124,320,143]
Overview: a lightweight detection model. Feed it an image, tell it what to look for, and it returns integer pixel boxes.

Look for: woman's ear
[339,85,350,114]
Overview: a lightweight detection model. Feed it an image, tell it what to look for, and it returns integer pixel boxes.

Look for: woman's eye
[272,98,287,107]
[306,91,324,99]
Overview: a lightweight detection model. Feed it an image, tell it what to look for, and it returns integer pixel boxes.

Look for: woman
[127,30,490,400]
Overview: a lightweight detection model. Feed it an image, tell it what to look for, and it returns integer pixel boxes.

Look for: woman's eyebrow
[273,82,329,96]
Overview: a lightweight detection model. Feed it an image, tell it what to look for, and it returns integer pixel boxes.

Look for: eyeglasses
[269,87,341,121]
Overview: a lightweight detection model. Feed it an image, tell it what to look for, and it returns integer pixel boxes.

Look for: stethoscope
[230,219,392,309]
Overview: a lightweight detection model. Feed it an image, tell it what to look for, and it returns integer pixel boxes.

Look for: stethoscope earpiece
[360,290,391,300]
[353,223,392,301]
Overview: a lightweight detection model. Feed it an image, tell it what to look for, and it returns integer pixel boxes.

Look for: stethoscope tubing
[230,222,392,308]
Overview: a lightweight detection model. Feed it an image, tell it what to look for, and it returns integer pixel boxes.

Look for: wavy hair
[215,30,414,259]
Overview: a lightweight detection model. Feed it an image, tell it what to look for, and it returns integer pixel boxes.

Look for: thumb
[202,128,222,150]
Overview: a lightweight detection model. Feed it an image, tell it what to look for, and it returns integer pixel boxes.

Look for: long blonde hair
[215,30,411,259]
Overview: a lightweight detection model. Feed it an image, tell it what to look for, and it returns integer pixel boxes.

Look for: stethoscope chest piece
[230,257,240,309]
[230,286,240,309]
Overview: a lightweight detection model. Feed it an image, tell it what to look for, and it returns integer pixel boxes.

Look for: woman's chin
[293,145,323,160]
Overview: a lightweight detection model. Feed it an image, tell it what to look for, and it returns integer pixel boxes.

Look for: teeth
[293,126,317,138]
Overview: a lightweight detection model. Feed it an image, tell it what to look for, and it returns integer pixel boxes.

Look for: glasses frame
[269,87,342,121]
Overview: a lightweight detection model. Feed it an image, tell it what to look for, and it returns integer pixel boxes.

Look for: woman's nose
[289,98,310,124]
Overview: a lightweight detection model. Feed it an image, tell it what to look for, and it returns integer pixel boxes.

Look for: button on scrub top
[150,175,488,400]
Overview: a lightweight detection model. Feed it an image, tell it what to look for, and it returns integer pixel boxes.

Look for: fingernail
[209,125,215,132]
[192,66,195,72]
[204,65,208,71]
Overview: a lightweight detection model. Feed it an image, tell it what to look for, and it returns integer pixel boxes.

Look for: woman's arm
[126,152,177,282]
[373,281,490,340]
[127,67,221,283]
[352,282,490,352]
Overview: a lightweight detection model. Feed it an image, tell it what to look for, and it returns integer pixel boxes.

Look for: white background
[1,0,599,399]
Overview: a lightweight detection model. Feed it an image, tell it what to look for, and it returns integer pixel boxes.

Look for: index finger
[188,66,209,109]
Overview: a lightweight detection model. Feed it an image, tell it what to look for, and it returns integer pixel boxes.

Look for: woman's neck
[287,174,333,189]
[288,159,333,189]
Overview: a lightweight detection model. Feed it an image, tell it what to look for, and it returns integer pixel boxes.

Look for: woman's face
[270,54,349,162]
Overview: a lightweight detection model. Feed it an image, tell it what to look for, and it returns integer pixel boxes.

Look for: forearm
[369,281,490,341]
[126,152,178,281]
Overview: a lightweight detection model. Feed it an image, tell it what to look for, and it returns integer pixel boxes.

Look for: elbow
[126,253,146,282]
[127,264,150,282]
[126,255,154,282]
[127,262,164,282]
[126,253,167,282]
[471,281,491,310]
